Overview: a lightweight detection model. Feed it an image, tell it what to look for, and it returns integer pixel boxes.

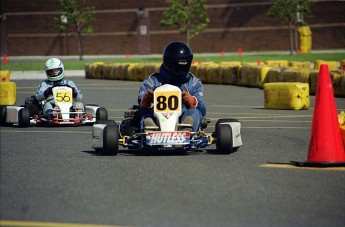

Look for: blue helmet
[163,41,193,83]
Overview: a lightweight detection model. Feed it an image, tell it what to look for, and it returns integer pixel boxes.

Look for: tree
[55,0,94,60]
[268,0,312,55]
[160,0,209,45]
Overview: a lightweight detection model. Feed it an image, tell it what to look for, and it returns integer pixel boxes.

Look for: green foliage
[160,0,209,44]
[268,0,312,25]
[55,0,95,60]
[55,0,94,34]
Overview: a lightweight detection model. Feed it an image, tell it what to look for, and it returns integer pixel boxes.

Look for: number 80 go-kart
[92,84,242,155]
[1,85,108,127]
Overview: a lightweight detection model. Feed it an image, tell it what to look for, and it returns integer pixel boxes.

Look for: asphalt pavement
[1,78,345,227]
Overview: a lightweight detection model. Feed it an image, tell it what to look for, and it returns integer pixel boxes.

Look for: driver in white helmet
[35,58,84,118]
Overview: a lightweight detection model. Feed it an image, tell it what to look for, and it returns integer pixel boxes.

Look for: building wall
[1,0,344,56]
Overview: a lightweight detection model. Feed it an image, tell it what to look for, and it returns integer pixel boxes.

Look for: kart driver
[35,58,84,118]
[138,41,206,132]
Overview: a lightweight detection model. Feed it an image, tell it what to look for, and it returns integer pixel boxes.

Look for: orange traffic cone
[292,64,345,167]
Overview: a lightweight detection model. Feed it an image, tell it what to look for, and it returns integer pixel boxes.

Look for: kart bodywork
[92,84,242,155]
[1,86,108,127]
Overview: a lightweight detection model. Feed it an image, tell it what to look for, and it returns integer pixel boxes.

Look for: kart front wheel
[96,107,108,122]
[18,108,30,127]
[216,123,233,154]
[103,124,119,155]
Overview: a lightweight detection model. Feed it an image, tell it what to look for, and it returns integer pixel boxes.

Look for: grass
[1,52,344,71]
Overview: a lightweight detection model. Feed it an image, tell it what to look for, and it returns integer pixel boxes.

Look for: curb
[10,70,85,80]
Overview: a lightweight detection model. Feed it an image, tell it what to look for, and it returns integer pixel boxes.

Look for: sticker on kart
[53,88,73,103]
[146,131,191,145]
[154,90,181,113]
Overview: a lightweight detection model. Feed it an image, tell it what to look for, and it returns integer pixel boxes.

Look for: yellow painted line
[260,163,345,171]
[0,130,91,134]
[0,220,130,227]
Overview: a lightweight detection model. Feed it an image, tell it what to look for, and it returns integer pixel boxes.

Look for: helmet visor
[165,58,192,75]
[46,68,63,77]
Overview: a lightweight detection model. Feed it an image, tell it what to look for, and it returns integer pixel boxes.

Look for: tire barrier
[0,70,10,82]
[298,26,312,53]
[314,60,338,70]
[264,82,310,110]
[85,60,345,98]
[339,111,345,148]
[265,60,289,67]
[0,81,16,106]
[0,70,16,125]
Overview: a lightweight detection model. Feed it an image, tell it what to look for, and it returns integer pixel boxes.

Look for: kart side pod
[92,123,107,149]
[226,121,242,148]
[216,120,242,153]
[3,106,30,127]
[92,121,119,155]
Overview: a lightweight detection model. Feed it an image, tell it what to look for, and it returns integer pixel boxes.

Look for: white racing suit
[35,79,84,115]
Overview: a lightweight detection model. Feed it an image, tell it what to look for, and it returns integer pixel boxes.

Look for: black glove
[44,87,52,97]
[72,87,78,98]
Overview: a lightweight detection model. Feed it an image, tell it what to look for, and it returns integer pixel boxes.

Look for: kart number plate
[146,131,190,145]
[54,90,73,103]
[154,90,181,113]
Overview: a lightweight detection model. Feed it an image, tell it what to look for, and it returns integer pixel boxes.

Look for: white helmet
[45,58,64,81]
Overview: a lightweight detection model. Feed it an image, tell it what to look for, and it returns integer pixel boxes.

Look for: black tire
[103,124,119,155]
[96,107,108,122]
[0,106,6,126]
[215,118,238,130]
[18,108,30,127]
[216,123,233,154]
[96,119,116,126]
[85,104,99,107]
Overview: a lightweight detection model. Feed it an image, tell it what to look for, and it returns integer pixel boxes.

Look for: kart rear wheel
[103,124,119,155]
[96,107,108,122]
[18,108,30,127]
[216,123,233,154]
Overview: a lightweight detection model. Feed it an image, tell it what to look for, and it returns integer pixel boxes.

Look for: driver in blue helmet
[35,58,84,118]
[138,41,206,132]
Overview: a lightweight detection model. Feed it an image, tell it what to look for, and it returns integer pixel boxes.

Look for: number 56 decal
[54,90,72,103]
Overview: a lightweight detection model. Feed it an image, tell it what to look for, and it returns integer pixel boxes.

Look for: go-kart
[1,85,108,127]
[91,84,242,155]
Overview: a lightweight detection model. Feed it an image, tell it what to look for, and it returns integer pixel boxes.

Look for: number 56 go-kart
[1,85,108,127]
[91,84,242,155]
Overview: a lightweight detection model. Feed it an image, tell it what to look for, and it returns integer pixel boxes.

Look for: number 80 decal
[154,91,181,113]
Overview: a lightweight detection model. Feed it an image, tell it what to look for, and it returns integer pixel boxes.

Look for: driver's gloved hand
[44,87,53,97]
[182,91,197,108]
[72,87,78,98]
[141,89,154,108]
